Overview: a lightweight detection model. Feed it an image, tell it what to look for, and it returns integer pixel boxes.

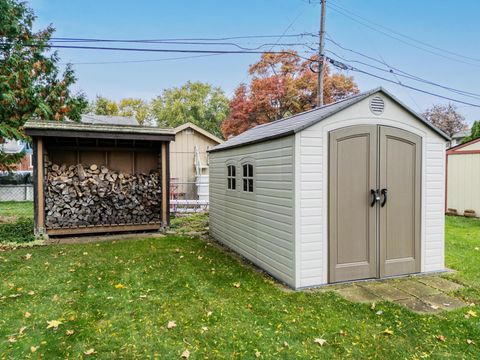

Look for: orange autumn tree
[221,51,359,138]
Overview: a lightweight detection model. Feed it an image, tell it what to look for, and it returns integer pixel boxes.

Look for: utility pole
[317,0,326,107]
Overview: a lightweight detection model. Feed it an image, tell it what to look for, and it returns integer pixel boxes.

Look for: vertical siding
[209,137,296,287]
[170,129,219,197]
[447,154,480,216]
[296,95,446,288]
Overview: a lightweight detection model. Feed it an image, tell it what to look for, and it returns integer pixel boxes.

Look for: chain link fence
[170,180,208,213]
[0,172,34,223]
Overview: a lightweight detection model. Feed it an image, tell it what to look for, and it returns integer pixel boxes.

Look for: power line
[61,53,222,65]
[325,37,480,100]
[328,1,480,63]
[325,56,480,108]
[326,2,480,67]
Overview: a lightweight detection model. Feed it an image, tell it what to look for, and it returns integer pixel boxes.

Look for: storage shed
[208,88,449,289]
[24,120,175,237]
[446,138,480,217]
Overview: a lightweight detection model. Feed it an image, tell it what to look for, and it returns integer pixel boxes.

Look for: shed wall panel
[447,154,480,216]
[209,137,295,287]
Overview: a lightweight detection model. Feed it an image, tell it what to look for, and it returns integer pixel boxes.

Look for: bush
[0,217,35,243]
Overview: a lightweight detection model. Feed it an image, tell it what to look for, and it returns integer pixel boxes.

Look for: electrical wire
[61,53,222,65]
[325,56,480,108]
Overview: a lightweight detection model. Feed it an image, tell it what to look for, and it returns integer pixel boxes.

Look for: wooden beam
[161,142,168,227]
[36,137,46,235]
[46,223,161,236]
[26,129,175,142]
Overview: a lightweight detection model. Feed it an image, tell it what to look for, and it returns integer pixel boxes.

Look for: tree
[221,51,359,138]
[462,120,480,144]
[151,81,229,138]
[0,0,87,171]
[422,103,467,137]
[92,96,119,116]
[118,98,150,125]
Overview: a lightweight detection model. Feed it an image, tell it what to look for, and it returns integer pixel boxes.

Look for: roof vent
[370,96,385,115]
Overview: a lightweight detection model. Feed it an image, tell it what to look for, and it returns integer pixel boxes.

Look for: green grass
[0,216,479,358]
[0,201,34,220]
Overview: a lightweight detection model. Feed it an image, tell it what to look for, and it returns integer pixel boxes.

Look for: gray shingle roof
[210,87,449,153]
[80,114,139,126]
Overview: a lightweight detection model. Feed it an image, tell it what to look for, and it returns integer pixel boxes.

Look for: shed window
[227,165,236,190]
[242,164,254,192]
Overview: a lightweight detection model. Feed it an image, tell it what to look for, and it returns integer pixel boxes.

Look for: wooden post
[33,137,46,237]
[161,142,169,227]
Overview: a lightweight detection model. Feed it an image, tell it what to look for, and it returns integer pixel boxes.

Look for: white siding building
[209,88,449,289]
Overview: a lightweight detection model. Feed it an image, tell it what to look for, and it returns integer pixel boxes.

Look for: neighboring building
[80,114,139,126]
[0,139,33,172]
[449,129,470,148]
[208,88,449,289]
[170,122,223,203]
[446,137,480,217]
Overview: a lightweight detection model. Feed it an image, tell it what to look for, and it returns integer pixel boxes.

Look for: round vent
[370,96,385,115]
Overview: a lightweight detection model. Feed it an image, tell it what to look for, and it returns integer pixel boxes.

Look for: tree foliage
[422,103,467,137]
[151,81,229,138]
[118,98,150,125]
[92,96,119,116]
[462,120,480,144]
[0,0,87,170]
[221,51,359,139]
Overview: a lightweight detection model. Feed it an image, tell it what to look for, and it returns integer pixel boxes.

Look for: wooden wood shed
[208,88,449,289]
[24,120,175,237]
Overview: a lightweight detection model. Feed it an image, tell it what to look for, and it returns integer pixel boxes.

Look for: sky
[29,0,480,124]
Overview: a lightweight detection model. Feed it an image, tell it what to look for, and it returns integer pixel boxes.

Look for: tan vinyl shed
[446,138,480,217]
[208,88,449,289]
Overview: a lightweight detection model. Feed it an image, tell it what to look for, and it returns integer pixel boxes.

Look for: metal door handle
[370,189,380,207]
[381,188,388,207]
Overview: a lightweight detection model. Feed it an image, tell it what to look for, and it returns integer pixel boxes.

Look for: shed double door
[329,125,421,283]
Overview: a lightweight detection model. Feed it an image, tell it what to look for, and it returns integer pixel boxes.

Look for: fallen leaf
[197,256,203,260]
[28,290,35,296]
[46,320,62,330]
[30,346,38,353]
[467,339,475,345]
[383,328,394,336]
[83,252,88,255]
[370,302,376,310]
[314,338,327,346]
[283,341,289,347]
[181,349,190,358]
[24,312,31,318]
[84,348,96,355]
[52,294,59,302]
[66,329,74,336]
[437,335,446,342]
[19,326,27,334]
[207,311,213,317]
[233,282,241,288]
[24,253,32,260]
[8,336,17,343]
[167,320,177,329]
[475,247,479,251]
[255,350,261,357]
[430,305,439,310]
[375,310,384,315]
[114,284,125,289]
[467,310,477,318]
[201,326,208,332]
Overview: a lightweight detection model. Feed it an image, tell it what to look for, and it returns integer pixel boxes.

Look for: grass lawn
[0,201,33,220]
[0,216,479,358]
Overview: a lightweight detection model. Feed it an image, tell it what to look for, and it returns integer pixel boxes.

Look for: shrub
[0,217,35,243]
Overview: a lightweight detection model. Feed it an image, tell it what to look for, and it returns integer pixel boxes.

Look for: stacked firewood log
[45,162,162,228]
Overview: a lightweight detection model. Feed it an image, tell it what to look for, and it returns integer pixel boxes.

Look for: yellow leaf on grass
[314,338,327,346]
[19,326,27,334]
[30,346,38,353]
[233,282,241,288]
[467,339,475,345]
[437,335,446,342]
[383,328,394,336]
[467,310,477,318]
[84,348,96,355]
[167,320,177,329]
[46,320,62,330]
[28,290,35,296]
[114,284,125,289]
[24,253,32,260]
[66,329,74,336]
[24,312,31,318]
[255,350,261,357]
[181,349,190,358]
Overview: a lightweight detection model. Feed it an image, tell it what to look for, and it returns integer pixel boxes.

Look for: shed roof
[24,119,175,142]
[174,122,224,144]
[80,114,139,126]
[209,87,449,153]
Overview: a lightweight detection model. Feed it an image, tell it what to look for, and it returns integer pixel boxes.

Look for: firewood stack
[45,162,162,228]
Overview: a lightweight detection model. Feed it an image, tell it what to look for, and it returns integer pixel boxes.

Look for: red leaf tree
[221,51,359,139]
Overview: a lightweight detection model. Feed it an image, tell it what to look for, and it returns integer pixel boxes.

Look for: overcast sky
[30,0,480,124]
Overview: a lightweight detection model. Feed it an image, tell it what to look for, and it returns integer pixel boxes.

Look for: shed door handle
[381,188,388,207]
[370,189,379,207]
